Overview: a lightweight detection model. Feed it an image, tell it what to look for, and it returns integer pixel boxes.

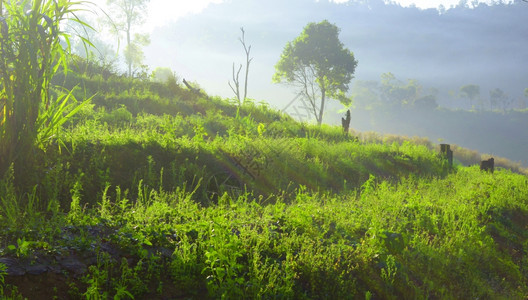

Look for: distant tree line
[351,72,439,111]
[351,73,526,112]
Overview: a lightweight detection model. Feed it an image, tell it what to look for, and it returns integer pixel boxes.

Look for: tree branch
[228,62,242,105]
[239,27,253,102]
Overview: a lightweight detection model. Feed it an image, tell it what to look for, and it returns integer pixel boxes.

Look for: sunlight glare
[146,0,224,30]
[87,0,224,31]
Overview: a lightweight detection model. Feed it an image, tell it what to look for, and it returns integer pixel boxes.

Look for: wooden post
[440,144,453,167]
[480,158,494,173]
[341,110,351,134]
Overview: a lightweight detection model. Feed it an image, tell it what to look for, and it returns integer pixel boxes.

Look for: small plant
[0,262,6,295]
[0,261,23,299]
[380,254,398,287]
[202,220,245,298]
[7,238,32,258]
[69,177,84,221]
[83,253,111,300]
[0,165,19,225]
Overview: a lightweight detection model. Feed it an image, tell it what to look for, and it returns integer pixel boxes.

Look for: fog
[143,0,527,108]
[87,0,528,165]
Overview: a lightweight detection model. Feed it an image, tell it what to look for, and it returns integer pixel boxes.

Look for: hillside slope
[0,73,527,299]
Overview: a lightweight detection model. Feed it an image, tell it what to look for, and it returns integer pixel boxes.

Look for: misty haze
[138,0,528,166]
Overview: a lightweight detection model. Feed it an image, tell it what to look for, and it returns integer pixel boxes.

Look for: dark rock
[84,255,98,266]
[26,264,48,275]
[159,247,173,259]
[59,257,87,275]
[47,264,62,274]
[0,257,26,276]
[100,242,119,258]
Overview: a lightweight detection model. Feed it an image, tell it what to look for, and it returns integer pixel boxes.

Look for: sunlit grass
[1,51,528,298]
[2,163,526,298]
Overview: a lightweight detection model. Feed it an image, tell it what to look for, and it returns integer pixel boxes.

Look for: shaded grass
[1,167,527,299]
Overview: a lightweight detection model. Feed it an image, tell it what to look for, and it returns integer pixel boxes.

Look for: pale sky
[88,0,515,32]
[87,0,223,32]
[145,0,224,31]
[387,0,514,9]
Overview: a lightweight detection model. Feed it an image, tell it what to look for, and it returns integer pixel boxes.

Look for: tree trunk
[318,81,326,126]
[127,19,132,77]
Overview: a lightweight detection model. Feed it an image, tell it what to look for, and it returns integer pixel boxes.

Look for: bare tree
[229,63,242,103]
[229,27,253,105]
[107,0,150,77]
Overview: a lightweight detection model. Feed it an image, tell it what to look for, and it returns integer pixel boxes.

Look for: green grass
[1,70,527,299]
[1,166,527,299]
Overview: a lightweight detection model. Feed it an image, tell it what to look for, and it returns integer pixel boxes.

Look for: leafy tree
[273,20,358,125]
[123,33,150,77]
[380,72,421,106]
[152,67,177,83]
[352,73,437,111]
[489,88,507,111]
[413,95,438,111]
[107,0,150,77]
[152,66,179,93]
[459,84,480,109]
[525,88,528,98]
[351,80,381,110]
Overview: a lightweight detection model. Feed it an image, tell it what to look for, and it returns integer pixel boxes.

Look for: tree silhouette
[489,88,507,111]
[107,0,150,77]
[460,84,480,109]
[273,20,357,125]
[229,28,252,106]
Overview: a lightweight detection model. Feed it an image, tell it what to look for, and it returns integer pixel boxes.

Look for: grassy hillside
[339,105,528,168]
[1,73,527,299]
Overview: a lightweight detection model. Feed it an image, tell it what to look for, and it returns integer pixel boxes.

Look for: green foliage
[353,73,438,110]
[1,24,527,297]
[1,165,528,298]
[0,165,19,225]
[124,33,150,78]
[150,66,179,97]
[0,262,5,296]
[0,261,23,299]
[273,20,358,125]
[7,238,32,259]
[0,0,91,183]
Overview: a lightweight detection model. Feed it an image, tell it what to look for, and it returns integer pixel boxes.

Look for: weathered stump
[440,144,453,167]
[480,157,494,173]
[183,78,201,94]
[341,110,351,134]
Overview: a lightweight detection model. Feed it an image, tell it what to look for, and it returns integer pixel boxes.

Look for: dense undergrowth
[1,71,527,299]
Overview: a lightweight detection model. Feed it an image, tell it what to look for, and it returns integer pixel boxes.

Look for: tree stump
[341,109,351,134]
[183,78,201,94]
[480,157,494,173]
[440,144,453,167]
